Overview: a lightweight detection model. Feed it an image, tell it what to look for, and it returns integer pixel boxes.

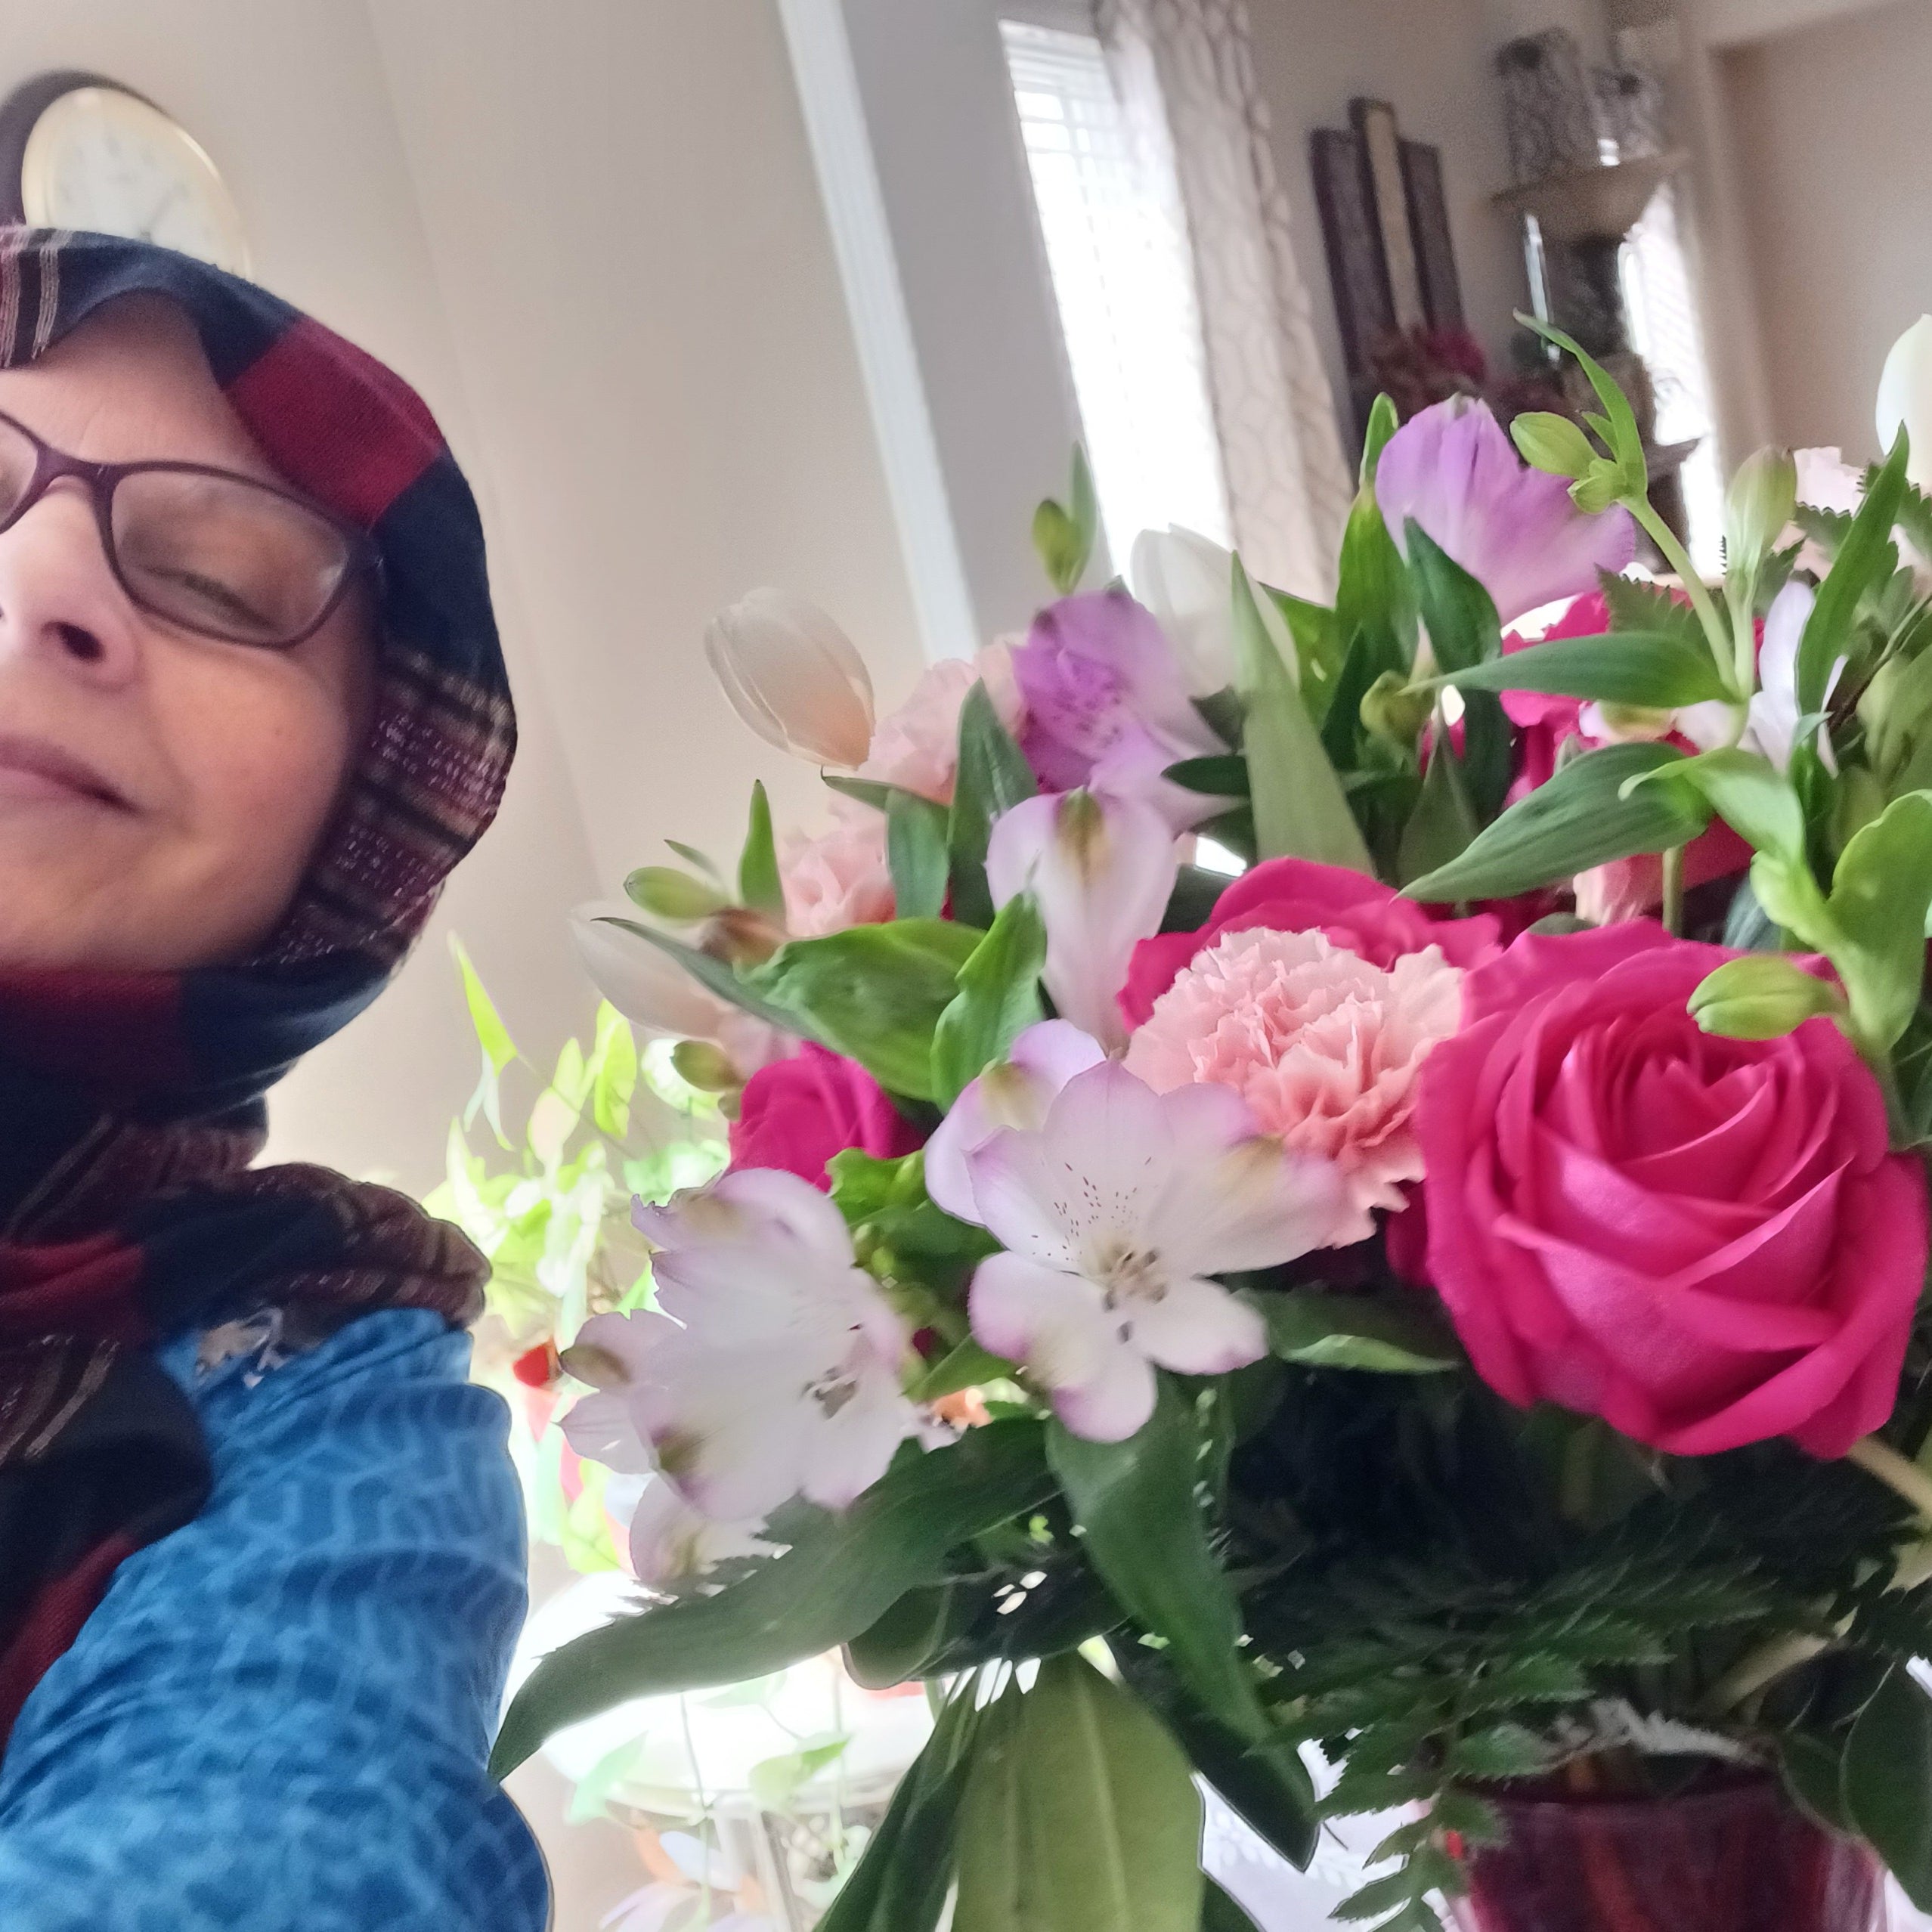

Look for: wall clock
[0,71,249,275]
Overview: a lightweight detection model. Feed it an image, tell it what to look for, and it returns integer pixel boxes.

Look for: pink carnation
[857,645,1025,805]
[779,811,896,937]
[1124,927,1466,1240]
[1120,856,1499,1031]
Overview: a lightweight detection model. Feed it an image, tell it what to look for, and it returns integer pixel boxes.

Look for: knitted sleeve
[0,1307,550,1931]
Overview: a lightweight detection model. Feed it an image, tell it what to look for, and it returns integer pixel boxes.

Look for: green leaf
[750,1736,850,1813]
[1689,955,1846,1040]
[1397,734,1481,889]
[844,1581,970,1689]
[1781,1731,1854,1837]
[1070,445,1100,572]
[1359,392,1400,488]
[739,781,785,918]
[1639,747,1806,862]
[1599,571,1705,649]
[1048,1381,1268,1743]
[1035,500,1088,596]
[1441,631,1731,709]
[489,1420,1054,1777]
[1203,1882,1262,1932]
[950,683,1039,928]
[1252,1290,1459,1373]
[1405,742,1708,903]
[1166,755,1251,798]
[665,839,724,885]
[625,865,729,923]
[1336,488,1417,688]
[451,936,516,1075]
[1794,503,1853,567]
[1233,559,1373,872]
[747,920,983,1100]
[1843,1663,1932,1909]
[931,892,1047,1106]
[589,1002,639,1139]
[1404,523,1500,676]
[1268,588,1344,717]
[1122,1655,1318,1870]
[888,788,952,921]
[910,1338,1013,1404]
[817,1686,983,1932]
[1800,431,1909,712]
[1824,788,1932,1049]
[954,1656,1205,1932]
[1519,314,1646,492]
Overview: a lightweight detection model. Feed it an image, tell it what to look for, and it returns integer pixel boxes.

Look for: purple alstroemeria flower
[1376,397,1636,625]
[1012,590,1225,828]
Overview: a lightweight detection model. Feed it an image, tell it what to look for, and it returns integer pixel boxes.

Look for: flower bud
[700,904,786,967]
[1510,411,1596,480]
[1878,316,1932,491]
[1724,447,1797,579]
[1688,955,1844,1042]
[624,865,729,924]
[670,1039,744,1093]
[1129,525,1238,696]
[704,590,876,766]
[1359,670,1432,748]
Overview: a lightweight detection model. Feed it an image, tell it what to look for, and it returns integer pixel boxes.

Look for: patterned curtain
[1097,0,1355,600]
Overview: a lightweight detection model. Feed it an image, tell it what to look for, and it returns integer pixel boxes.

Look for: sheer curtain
[1095,0,1355,600]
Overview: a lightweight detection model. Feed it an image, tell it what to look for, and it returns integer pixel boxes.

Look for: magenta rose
[1119,857,1503,1031]
[729,1043,923,1189]
[1417,923,1928,1458]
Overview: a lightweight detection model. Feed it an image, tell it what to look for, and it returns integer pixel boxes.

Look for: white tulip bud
[1876,317,1932,491]
[703,590,876,766]
[1129,525,1239,695]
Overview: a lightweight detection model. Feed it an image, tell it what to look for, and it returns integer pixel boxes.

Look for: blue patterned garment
[0,1309,551,1931]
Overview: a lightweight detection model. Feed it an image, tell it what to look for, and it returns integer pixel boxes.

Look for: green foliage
[1689,954,1847,1041]
[1405,742,1708,903]
[1034,446,1101,594]
[1252,1289,1460,1374]
[950,683,1038,928]
[746,919,983,1100]
[1844,1665,1932,1909]
[1048,1382,1270,1745]
[1799,431,1909,711]
[954,1658,1206,1932]
[887,788,952,921]
[1233,556,1373,871]
[931,893,1047,1106]
[738,779,785,918]
[491,1420,1056,1777]
[1441,630,1731,709]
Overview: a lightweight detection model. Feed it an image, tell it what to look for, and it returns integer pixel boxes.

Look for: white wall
[1249,0,1534,447]
[1722,0,1932,457]
[0,0,603,1192]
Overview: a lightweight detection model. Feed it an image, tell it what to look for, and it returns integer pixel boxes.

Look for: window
[1000,18,1230,567]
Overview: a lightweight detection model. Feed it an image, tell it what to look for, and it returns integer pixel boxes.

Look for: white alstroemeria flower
[565,1169,918,1522]
[1746,580,1840,775]
[924,1020,1106,1221]
[986,789,1178,1053]
[956,1060,1346,1441]
[704,589,876,766]
[1878,316,1932,493]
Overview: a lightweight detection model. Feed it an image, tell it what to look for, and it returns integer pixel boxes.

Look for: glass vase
[1449,1774,1886,1932]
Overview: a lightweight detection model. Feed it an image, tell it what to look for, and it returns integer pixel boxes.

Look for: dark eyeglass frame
[0,405,384,649]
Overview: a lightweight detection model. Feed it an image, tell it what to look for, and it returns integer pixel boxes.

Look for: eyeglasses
[0,407,381,650]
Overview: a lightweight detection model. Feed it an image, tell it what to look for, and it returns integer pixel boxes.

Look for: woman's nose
[0,486,144,684]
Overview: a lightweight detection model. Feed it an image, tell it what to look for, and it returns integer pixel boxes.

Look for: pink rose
[729,1042,923,1188]
[779,811,896,937]
[859,645,1025,805]
[1119,857,1501,1031]
[1416,923,1928,1457]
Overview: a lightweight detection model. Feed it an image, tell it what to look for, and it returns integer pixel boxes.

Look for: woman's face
[0,296,371,973]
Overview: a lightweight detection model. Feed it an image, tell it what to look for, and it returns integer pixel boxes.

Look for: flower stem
[1706,1629,1834,1715]
[1847,1435,1932,1521]
[1628,494,1733,687]
[1661,845,1685,937]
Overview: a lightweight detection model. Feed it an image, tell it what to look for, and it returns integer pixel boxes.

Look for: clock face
[19,87,249,274]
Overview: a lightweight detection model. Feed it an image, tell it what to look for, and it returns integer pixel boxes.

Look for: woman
[0,230,547,1929]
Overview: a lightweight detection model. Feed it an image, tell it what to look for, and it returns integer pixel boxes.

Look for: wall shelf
[1491,149,1689,243]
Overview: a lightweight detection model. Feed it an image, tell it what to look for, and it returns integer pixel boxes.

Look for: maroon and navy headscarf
[0,229,518,1751]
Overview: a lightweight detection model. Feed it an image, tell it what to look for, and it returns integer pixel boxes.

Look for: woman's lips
[0,732,129,809]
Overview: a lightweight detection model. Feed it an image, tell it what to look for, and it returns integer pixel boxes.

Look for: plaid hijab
[0,230,517,1753]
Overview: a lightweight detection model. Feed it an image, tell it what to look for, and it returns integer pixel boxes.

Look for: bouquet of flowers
[492,317,1932,1932]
